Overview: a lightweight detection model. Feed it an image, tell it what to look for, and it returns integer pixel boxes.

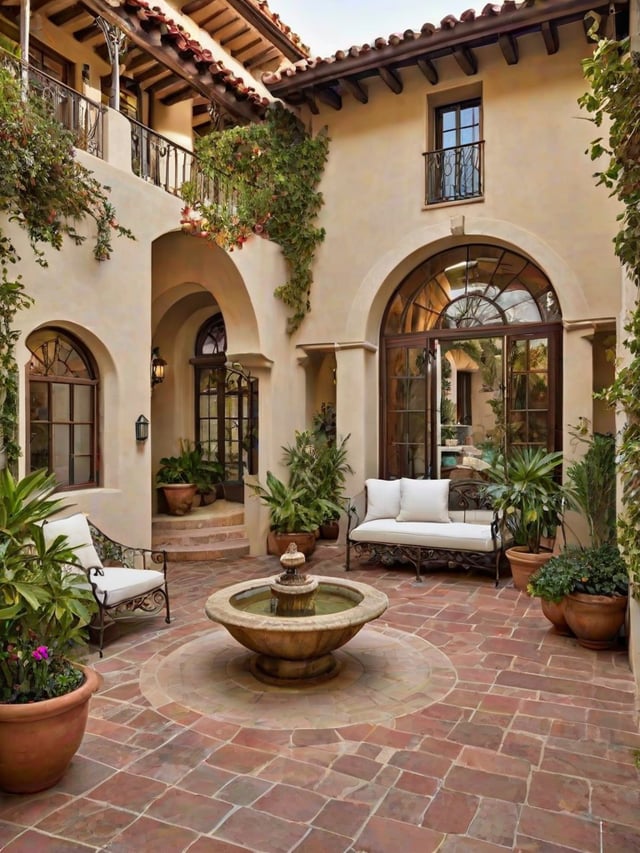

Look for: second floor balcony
[423,141,485,206]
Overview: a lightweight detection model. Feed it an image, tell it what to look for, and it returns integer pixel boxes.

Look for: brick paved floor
[1,544,639,852]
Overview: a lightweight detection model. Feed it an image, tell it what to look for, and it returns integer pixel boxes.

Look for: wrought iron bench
[42,513,170,656]
[346,478,508,585]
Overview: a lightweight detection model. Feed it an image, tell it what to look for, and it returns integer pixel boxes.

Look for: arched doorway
[381,243,562,479]
[191,314,258,501]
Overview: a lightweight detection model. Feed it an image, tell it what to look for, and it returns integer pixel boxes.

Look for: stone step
[161,538,251,562]
[152,524,247,548]
[152,500,244,531]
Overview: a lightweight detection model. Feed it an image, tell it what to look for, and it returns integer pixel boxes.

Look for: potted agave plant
[0,468,101,794]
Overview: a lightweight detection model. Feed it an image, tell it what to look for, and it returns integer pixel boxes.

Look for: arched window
[381,244,562,480]
[27,329,98,488]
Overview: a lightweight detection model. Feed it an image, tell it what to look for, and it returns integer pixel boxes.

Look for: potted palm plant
[251,470,342,557]
[282,429,353,541]
[156,439,223,515]
[0,468,101,794]
[484,447,568,592]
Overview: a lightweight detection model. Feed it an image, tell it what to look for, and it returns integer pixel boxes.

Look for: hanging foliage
[0,58,133,468]
[181,103,329,334]
[579,35,640,598]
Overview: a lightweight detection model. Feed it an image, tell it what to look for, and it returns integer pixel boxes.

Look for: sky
[269,1,475,57]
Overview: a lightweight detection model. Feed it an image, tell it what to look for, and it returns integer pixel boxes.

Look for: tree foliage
[579,36,640,597]
[182,103,329,334]
[0,60,133,467]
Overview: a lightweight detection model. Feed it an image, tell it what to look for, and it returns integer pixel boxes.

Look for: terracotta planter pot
[564,592,628,649]
[540,597,572,636]
[161,483,198,516]
[319,520,339,541]
[267,531,317,557]
[506,546,554,594]
[0,665,102,794]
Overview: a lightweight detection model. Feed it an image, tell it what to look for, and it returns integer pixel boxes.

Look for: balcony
[423,141,484,205]
[1,48,232,209]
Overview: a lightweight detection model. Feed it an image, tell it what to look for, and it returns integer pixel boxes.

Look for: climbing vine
[0,55,133,468]
[181,103,329,334]
[579,35,640,598]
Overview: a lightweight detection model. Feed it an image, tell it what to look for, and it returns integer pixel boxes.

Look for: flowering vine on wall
[181,103,329,334]
[0,54,133,468]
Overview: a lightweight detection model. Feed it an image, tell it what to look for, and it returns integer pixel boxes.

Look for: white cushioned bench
[346,478,508,584]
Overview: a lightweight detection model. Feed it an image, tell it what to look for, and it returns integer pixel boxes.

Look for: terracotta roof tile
[251,0,310,54]
[121,0,272,111]
[261,1,558,85]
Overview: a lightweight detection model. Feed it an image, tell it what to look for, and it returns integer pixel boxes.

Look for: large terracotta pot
[0,665,102,794]
[506,546,554,594]
[161,483,198,516]
[267,531,317,557]
[564,592,628,649]
[540,597,572,636]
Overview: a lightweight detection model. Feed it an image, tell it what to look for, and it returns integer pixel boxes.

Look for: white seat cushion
[396,478,450,523]
[88,567,165,607]
[364,479,401,522]
[43,513,103,570]
[350,519,501,552]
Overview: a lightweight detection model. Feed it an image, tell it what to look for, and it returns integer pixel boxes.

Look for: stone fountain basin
[205,575,388,662]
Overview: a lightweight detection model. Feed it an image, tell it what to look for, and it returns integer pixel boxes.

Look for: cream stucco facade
[3,0,635,693]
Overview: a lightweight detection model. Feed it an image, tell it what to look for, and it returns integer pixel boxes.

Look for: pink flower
[32,645,49,661]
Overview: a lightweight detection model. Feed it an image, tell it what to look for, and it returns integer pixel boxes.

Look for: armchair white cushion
[88,567,166,607]
[42,512,103,570]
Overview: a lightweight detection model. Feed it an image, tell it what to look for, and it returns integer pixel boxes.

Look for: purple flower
[32,645,49,661]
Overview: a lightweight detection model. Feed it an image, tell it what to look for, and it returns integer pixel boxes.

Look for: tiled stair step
[160,538,250,562]
[152,505,244,532]
[153,524,247,548]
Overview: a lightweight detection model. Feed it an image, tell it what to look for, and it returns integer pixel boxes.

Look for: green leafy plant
[484,447,568,553]
[0,54,133,469]
[156,439,223,491]
[0,468,97,703]
[529,543,628,601]
[579,33,640,597]
[282,429,353,521]
[182,103,329,333]
[250,470,341,534]
[566,421,616,548]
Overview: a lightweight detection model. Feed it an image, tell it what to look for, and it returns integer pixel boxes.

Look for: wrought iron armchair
[42,513,170,656]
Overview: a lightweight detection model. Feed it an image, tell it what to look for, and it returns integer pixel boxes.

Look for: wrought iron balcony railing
[0,49,104,158]
[423,140,484,205]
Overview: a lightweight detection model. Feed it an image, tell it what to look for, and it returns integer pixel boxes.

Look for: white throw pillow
[396,478,451,523]
[42,513,103,570]
[364,479,401,521]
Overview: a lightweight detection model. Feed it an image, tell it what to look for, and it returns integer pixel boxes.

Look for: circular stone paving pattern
[140,625,457,729]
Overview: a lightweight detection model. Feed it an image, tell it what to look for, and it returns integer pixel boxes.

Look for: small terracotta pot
[506,546,554,594]
[267,531,316,557]
[564,592,628,649]
[540,597,572,636]
[0,665,102,794]
[161,483,197,516]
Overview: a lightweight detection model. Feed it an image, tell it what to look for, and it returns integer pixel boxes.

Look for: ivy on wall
[579,35,640,598]
[0,59,133,468]
[181,103,329,334]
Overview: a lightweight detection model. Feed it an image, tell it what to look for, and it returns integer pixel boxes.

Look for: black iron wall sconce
[135,414,149,442]
[151,347,167,388]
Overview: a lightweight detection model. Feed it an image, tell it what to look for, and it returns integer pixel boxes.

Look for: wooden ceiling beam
[498,33,519,65]
[221,25,251,47]
[338,76,368,104]
[540,20,559,54]
[181,0,211,14]
[453,46,478,76]
[417,57,438,85]
[162,86,196,105]
[302,92,319,115]
[222,0,308,62]
[81,0,265,122]
[378,66,402,94]
[316,86,342,110]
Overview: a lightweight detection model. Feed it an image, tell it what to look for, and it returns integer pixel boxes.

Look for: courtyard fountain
[205,544,388,684]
